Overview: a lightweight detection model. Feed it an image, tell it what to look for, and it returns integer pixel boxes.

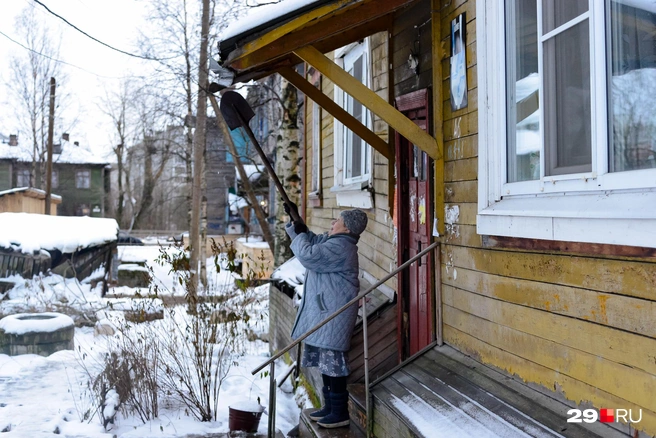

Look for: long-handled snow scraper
[217,90,301,223]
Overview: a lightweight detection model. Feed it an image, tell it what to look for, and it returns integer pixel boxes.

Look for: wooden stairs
[296,345,636,438]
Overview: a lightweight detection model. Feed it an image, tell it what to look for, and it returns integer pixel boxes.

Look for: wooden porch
[298,345,631,438]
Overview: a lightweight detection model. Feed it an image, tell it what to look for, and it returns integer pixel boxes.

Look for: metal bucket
[228,404,264,433]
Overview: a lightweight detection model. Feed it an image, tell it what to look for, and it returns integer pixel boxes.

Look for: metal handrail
[255,240,440,438]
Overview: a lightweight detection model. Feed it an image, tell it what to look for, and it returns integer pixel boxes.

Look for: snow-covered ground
[0,244,307,437]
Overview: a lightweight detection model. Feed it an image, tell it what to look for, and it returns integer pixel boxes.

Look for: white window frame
[477,0,656,248]
[331,39,374,208]
[76,169,91,189]
[16,169,30,187]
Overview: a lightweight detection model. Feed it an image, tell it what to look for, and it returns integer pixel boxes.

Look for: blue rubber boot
[317,391,349,429]
[309,386,331,421]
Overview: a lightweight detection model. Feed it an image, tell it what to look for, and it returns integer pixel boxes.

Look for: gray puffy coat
[286,223,360,352]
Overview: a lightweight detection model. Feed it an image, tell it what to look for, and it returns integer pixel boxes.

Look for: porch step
[368,345,630,438]
[299,408,365,438]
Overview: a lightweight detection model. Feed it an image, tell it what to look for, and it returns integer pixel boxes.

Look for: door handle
[417,241,422,267]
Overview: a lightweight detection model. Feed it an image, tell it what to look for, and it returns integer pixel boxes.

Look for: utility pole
[190,0,211,294]
[45,77,56,215]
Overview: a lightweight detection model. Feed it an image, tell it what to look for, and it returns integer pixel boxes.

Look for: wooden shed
[0,187,61,215]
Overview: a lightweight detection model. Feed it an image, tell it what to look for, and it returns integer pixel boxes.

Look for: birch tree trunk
[190,0,210,294]
[274,76,301,267]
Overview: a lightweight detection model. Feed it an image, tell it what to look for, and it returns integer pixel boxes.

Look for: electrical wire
[0,29,145,80]
[31,0,164,61]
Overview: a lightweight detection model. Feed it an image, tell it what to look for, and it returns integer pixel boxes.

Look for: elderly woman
[284,203,368,429]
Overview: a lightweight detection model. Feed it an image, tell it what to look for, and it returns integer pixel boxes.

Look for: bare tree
[99,81,138,228]
[6,5,70,189]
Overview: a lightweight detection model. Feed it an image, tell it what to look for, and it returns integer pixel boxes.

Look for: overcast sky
[0,0,153,157]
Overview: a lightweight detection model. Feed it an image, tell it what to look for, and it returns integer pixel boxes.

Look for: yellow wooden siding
[304,32,397,293]
[437,0,656,434]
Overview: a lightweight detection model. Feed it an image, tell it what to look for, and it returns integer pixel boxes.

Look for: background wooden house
[0,135,110,217]
[219,0,656,436]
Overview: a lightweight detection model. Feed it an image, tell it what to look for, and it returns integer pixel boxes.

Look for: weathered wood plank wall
[437,0,656,434]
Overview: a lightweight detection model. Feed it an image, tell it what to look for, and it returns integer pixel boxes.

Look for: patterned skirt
[301,344,350,377]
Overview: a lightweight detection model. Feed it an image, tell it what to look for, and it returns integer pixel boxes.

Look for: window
[16,169,30,187]
[76,170,90,189]
[51,170,58,189]
[478,0,656,247]
[332,39,374,208]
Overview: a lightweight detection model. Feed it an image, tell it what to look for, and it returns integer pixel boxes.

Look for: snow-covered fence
[0,247,51,281]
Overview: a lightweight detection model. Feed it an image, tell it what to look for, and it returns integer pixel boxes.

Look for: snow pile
[0,312,74,335]
[229,192,250,213]
[235,164,263,182]
[0,213,118,253]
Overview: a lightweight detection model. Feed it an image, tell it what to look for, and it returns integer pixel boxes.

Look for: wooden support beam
[229,0,412,72]
[431,0,445,346]
[295,45,440,160]
[278,66,392,160]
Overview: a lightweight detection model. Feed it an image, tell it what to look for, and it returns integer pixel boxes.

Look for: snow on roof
[0,140,109,165]
[0,212,118,253]
[235,164,263,182]
[229,192,249,213]
[221,0,324,42]
[271,256,305,286]
[0,312,74,335]
[0,187,62,201]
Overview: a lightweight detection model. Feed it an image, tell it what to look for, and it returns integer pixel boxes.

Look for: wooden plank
[446,245,656,301]
[295,45,440,160]
[444,156,477,182]
[399,363,568,438]
[444,285,656,374]
[445,134,478,161]
[442,266,656,340]
[382,373,512,437]
[279,67,393,160]
[444,305,656,412]
[441,327,650,437]
[443,111,478,142]
[482,235,656,259]
[444,202,478,225]
[442,223,481,247]
[371,386,416,438]
[420,347,628,438]
[444,180,478,203]
[432,0,446,240]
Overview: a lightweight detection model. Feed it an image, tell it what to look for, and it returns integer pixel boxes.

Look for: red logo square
[600,409,614,423]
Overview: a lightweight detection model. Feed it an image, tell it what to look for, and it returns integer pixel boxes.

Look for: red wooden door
[396,89,433,358]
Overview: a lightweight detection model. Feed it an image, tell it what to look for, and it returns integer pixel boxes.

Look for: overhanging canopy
[218,0,439,161]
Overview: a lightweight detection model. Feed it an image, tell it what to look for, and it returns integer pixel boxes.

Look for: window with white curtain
[478,0,656,247]
[334,40,373,186]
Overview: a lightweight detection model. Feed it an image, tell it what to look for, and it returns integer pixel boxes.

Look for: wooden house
[0,187,61,215]
[0,138,111,217]
[218,0,656,436]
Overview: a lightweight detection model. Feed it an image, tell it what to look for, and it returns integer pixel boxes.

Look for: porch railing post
[362,298,371,438]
